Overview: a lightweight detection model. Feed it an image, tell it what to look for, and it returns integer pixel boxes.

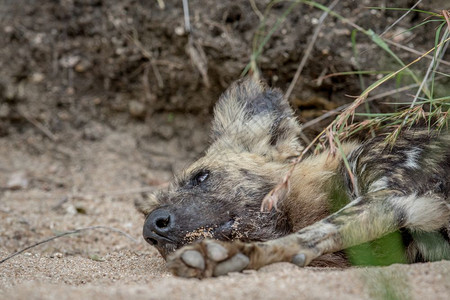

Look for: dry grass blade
[443,10,450,32]
[186,37,210,87]
[302,82,425,130]
[262,31,450,212]
[403,28,449,126]
[379,0,423,37]
[249,0,264,21]
[336,35,450,126]
[410,29,449,108]
[19,110,57,141]
[383,39,450,67]
[0,226,140,265]
[284,0,341,101]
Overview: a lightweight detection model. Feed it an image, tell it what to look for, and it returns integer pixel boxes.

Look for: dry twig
[19,110,57,141]
[0,226,139,265]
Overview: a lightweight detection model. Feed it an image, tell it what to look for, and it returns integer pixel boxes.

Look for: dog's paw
[167,240,250,278]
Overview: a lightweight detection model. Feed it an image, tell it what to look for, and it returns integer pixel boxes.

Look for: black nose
[143,208,176,247]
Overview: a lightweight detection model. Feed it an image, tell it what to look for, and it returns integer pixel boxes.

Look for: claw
[213,253,249,277]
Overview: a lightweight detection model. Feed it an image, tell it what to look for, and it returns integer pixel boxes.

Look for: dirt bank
[1,0,449,299]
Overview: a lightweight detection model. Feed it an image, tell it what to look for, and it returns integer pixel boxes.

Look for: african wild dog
[136,78,450,278]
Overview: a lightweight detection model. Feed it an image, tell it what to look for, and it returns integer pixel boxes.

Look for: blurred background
[1,1,448,162]
[0,0,449,297]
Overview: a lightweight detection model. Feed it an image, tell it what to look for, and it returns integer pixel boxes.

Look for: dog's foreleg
[254,190,449,267]
[168,191,449,277]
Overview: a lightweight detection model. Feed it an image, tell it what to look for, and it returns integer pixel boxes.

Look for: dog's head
[136,78,303,257]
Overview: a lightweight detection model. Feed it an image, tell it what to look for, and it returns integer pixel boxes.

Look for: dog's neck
[284,142,359,232]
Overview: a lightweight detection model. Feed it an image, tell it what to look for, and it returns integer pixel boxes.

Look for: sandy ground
[1,129,449,300]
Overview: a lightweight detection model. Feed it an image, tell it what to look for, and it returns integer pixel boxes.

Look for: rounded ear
[135,192,160,216]
[210,77,303,162]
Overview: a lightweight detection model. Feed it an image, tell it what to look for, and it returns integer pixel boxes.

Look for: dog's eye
[191,170,210,186]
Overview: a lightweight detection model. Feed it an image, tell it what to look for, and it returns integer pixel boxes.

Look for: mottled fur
[136,78,450,278]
